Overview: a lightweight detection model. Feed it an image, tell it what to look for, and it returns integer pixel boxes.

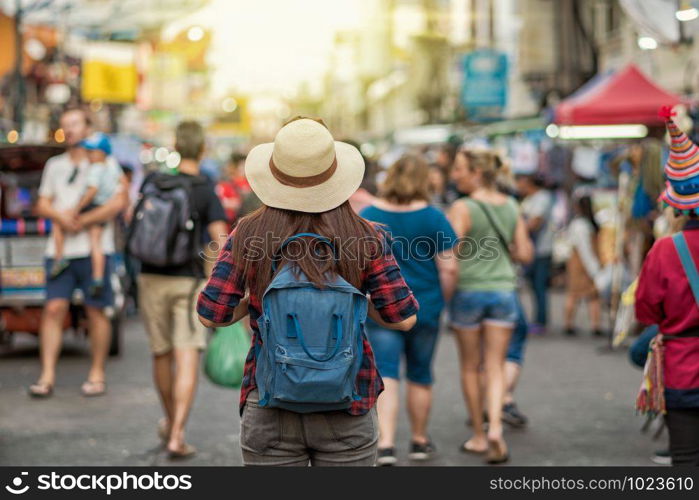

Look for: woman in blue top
[361,154,459,465]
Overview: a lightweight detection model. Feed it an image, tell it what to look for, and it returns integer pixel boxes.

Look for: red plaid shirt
[197,229,418,415]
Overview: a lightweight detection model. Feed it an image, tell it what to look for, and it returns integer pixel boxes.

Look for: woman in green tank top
[447,149,533,464]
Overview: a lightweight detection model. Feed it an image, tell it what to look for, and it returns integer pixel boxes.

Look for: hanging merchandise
[572,146,601,180]
[510,137,538,174]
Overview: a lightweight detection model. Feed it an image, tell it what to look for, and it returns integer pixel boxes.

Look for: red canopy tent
[554,64,685,126]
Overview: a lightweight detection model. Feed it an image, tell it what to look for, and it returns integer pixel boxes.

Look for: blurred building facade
[320,0,699,139]
[0,0,211,144]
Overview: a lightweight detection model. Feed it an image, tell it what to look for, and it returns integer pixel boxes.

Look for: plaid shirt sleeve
[362,229,419,322]
[197,232,245,324]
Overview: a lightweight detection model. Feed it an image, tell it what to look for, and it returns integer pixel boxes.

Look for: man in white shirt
[29,108,128,398]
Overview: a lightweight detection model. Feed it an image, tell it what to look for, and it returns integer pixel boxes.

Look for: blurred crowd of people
[27,107,699,467]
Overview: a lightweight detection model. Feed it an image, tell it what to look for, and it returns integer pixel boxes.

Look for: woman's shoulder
[650,233,676,253]
[359,204,379,218]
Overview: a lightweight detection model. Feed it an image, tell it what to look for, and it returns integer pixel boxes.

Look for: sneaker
[651,449,672,465]
[564,327,577,336]
[593,329,606,338]
[502,402,528,428]
[408,440,436,461]
[376,447,397,466]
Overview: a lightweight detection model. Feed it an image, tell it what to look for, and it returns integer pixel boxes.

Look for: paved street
[0,291,663,466]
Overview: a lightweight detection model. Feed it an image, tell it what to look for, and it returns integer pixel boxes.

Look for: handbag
[635,232,699,415]
[204,322,251,389]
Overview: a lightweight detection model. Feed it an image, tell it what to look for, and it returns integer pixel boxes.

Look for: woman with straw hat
[635,107,699,466]
[196,117,418,466]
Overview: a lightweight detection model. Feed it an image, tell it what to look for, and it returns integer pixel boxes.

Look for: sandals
[486,437,510,464]
[167,443,197,460]
[28,381,54,398]
[29,380,107,398]
[81,380,107,397]
[461,438,488,454]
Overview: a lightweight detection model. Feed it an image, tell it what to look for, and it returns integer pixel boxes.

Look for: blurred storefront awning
[554,64,685,126]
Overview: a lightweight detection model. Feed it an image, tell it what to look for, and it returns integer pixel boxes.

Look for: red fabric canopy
[554,64,685,126]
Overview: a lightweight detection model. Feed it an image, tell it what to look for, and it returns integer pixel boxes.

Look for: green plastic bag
[204,322,250,389]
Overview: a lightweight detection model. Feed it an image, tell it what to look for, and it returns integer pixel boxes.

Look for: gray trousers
[240,391,378,466]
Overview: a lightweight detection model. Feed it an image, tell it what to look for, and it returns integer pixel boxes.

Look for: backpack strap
[272,232,337,272]
[672,232,699,307]
[471,199,511,259]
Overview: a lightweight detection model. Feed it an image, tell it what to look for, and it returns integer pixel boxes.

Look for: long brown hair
[231,201,381,296]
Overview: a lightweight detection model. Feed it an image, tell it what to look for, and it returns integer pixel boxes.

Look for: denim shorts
[506,296,529,365]
[366,323,439,385]
[449,289,518,329]
[44,257,113,309]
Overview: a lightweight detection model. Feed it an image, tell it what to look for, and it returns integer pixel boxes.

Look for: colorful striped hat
[659,106,699,213]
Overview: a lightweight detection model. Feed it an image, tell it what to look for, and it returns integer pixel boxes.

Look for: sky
[166,0,363,98]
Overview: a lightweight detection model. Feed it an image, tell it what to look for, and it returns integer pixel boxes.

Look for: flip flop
[461,439,488,454]
[485,437,510,464]
[168,443,197,460]
[81,380,106,397]
[28,382,54,398]
[158,418,170,442]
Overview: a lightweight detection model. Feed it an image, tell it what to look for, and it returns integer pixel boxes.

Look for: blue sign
[461,49,508,121]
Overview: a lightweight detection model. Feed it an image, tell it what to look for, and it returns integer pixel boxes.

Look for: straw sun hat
[245,117,365,213]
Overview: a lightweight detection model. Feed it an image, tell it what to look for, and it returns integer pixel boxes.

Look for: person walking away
[516,174,554,334]
[29,108,128,398]
[563,194,604,336]
[133,121,228,458]
[635,111,699,466]
[215,151,250,227]
[197,117,418,466]
[491,153,531,428]
[448,148,533,464]
[360,154,458,465]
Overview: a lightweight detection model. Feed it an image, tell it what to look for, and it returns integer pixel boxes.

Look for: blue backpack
[254,233,368,413]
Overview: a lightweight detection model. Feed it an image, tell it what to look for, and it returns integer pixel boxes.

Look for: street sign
[461,49,508,122]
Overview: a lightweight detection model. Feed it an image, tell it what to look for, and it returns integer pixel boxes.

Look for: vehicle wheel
[109,316,122,357]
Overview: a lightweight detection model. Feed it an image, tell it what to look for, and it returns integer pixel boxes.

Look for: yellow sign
[209,96,251,135]
[81,43,138,103]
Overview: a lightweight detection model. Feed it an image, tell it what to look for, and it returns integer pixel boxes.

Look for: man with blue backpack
[130,121,227,459]
[197,117,418,466]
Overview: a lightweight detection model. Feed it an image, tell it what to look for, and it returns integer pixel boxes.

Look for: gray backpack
[127,173,203,273]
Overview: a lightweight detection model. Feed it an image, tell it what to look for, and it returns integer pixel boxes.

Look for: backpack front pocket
[272,346,354,404]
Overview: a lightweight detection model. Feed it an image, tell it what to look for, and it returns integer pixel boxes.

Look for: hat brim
[245,141,364,213]
[660,181,699,211]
